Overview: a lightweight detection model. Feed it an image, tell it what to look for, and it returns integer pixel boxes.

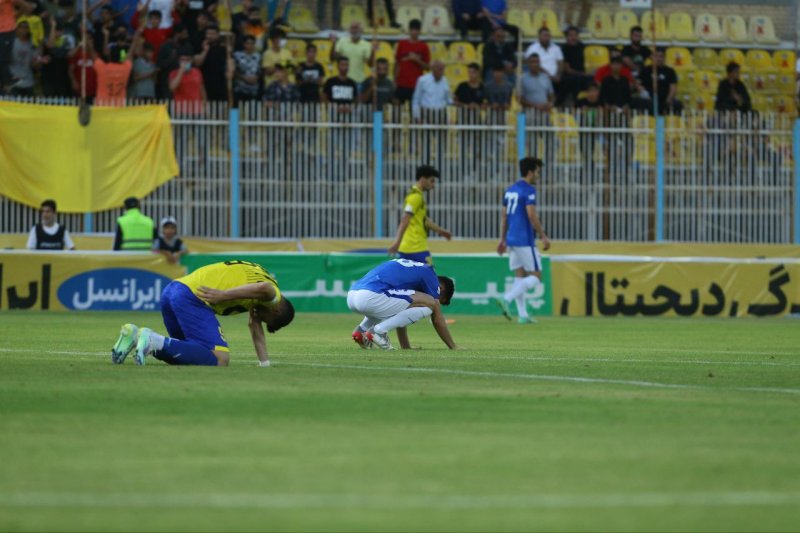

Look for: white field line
[1,491,799,510]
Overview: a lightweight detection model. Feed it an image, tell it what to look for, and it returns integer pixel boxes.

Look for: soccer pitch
[1,312,799,532]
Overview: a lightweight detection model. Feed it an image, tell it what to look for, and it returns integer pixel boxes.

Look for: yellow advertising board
[552,257,800,318]
[0,252,185,311]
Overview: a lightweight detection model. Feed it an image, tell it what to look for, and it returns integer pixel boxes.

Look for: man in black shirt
[600,55,632,110]
[193,24,228,101]
[621,25,651,76]
[715,61,752,113]
[157,23,190,98]
[296,43,325,103]
[559,26,592,106]
[637,48,681,115]
[323,57,358,107]
[361,57,396,108]
[481,26,515,82]
[455,62,485,107]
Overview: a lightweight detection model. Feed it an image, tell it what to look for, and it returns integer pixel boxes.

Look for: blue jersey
[503,180,537,246]
[351,259,441,300]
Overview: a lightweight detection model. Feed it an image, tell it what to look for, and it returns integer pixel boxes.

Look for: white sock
[505,276,540,302]
[515,293,528,318]
[504,278,524,303]
[358,317,379,331]
[150,331,166,350]
[373,307,433,335]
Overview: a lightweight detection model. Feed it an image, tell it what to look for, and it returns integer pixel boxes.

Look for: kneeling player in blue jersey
[110,260,295,367]
[347,258,457,350]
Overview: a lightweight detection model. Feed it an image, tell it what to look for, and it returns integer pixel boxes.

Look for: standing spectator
[155,22,188,97]
[331,22,375,85]
[41,18,75,97]
[599,55,631,110]
[188,10,211,53]
[361,57,395,107]
[0,0,20,93]
[322,56,357,107]
[113,197,156,251]
[559,25,591,106]
[193,24,227,101]
[295,42,324,103]
[622,26,650,76]
[366,0,399,29]
[260,27,290,87]
[93,5,116,54]
[133,6,172,57]
[130,41,157,98]
[411,60,451,120]
[231,0,252,37]
[594,47,632,85]
[263,62,299,103]
[169,46,205,112]
[394,18,428,104]
[27,199,75,251]
[481,26,514,82]
[484,64,513,110]
[16,0,43,47]
[453,0,483,39]
[637,48,681,115]
[519,53,553,111]
[148,0,176,28]
[577,82,602,109]
[8,21,39,96]
[480,0,518,46]
[242,7,266,51]
[232,34,260,102]
[524,27,562,82]
[715,62,752,113]
[68,34,98,99]
[154,216,188,264]
[94,38,135,105]
[455,62,485,107]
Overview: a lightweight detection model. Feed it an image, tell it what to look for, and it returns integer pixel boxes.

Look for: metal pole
[229,107,240,237]
[373,110,384,237]
[656,115,665,241]
[651,0,659,117]
[793,118,800,244]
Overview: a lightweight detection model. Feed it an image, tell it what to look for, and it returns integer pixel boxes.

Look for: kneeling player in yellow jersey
[110,260,295,367]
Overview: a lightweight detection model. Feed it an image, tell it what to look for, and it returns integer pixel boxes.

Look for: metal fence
[0,99,796,243]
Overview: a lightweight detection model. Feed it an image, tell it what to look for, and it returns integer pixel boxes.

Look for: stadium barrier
[0,100,798,244]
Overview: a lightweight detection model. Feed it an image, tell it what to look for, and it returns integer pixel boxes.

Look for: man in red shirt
[394,18,429,104]
[594,48,633,85]
[169,46,205,114]
[68,37,98,99]
[133,8,172,57]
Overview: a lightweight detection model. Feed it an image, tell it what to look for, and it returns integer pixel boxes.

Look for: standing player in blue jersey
[495,157,551,324]
[347,258,457,350]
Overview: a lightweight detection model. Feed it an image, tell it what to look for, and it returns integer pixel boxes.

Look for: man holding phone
[169,46,205,112]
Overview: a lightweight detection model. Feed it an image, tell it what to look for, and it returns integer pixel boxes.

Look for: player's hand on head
[197,285,226,304]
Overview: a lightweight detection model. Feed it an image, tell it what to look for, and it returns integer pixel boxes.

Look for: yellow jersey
[398,185,428,254]
[177,260,281,316]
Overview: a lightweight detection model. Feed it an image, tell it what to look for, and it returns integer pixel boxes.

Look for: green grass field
[1,311,799,532]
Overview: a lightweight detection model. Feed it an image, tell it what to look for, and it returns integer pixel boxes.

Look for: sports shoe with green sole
[134,327,156,366]
[494,298,512,321]
[518,316,538,324]
[111,324,139,364]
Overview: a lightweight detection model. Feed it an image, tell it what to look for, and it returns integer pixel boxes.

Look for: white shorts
[347,289,411,319]
[508,245,542,273]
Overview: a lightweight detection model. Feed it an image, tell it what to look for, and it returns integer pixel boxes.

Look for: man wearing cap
[154,216,188,264]
[113,197,157,251]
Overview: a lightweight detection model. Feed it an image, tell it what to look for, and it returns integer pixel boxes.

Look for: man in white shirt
[26,199,75,251]
[411,60,452,120]
[524,27,563,82]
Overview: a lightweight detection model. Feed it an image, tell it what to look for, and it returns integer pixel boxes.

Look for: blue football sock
[156,338,219,366]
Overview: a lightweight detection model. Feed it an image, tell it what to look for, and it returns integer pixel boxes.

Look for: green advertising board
[182,253,552,316]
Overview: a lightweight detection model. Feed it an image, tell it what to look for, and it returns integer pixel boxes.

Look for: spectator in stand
[715,62,752,113]
[559,25,591,106]
[322,56,357,108]
[243,6,266,52]
[231,0,252,38]
[0,0,22,93]
[637,48,681,115]
[394,18,428,104]
[41,18,74,97]
[453,0,483,39]
[16,0,43,47]
[153,216,187,264]
[331,21,376,86]
[295,42,324,103]
[93,5,116,54]
[480,0,518,47]
[599,55,631,110]
[622,26,650,77]
[564,0,592,32]
[113,197,156,251]
[170,46,205,111]
[104,25,131,62]
[193,24,227,101]
[8,21,40,96]
[524,27,562,84]
[94,34,135,105]
[68,33,98,99]
[233,34,260,102]
[411,60,451,120]
[156,22,188,97]
[484,63,513,110]
[519,53,553,112]
[27,199,75,251]
[366,0,399,29]
[481,25,514,82]
[148,0,176,28]
[261,27,290,86]
[133,5,172,57]
[454,62,485,107]
[361,57,395,107]
[594,47,632,85]
[263,62,299,103]
[130,41,157,99]
[188,10,211,53]
[576,81,601,109]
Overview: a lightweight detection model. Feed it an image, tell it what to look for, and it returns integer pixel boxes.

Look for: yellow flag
[0,102,179,213]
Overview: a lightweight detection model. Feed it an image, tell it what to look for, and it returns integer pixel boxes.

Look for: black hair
[726,61,740,74]
[376,57,389,65]
[416,165,439,180]
[41,199,57,211]
[610,55,623,64]
[467,61,480,70]
[519,157,543,177]
[178,45,194,57]
[565,25,580,34]
[242,35,255,43]
[148,9,162,19]
[538,26,550,35]
[630,25,643,34]
[438,276,455,306]
[306,42,317,52]
[124,197,140,209]
[338,56,350,63]
[269,27,284,40]
[527,53,540,60]
[409,19,421,30]
[267,298,295,333]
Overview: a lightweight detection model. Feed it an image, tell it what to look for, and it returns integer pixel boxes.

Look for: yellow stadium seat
[532,8,562,38]
[751,95,772,113]
[666,47,695,70]
[774,95,797,115]
[750,16,781,45]
[775,72,796,96]
[676,69,696,95]
[427,41,448,63]
[692,48,721,71]
[747,72,775,94]
[719,48,747,70]
[423,5,454,35]
[614,10,639,40]
[448,41,476,63]
[584,45,610,72]
[668,12,697,42]
[395,6,423,31]
[689,93,716,113]
[773,50,797,72]
[723,15,751,44]
[445,64,469,86]
[632,115,655,166]
[285,38,307,62]
[694,13,724,43]
[550,112,580,164]
[641,10,667,41]
[312,39,334,61]
[694,70,720,94]
[288,7,319,34]
[586,9,616,40]
[508,8,534,38]
[367,4,401,34]
[375,41,394,63]
[341,4,369,30]
[745,49,776,73]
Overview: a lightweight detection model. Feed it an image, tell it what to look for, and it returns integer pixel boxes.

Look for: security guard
[113,197,156,251]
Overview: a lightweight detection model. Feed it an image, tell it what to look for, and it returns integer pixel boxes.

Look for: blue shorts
[160,281,229,352]
[397,251,432,266]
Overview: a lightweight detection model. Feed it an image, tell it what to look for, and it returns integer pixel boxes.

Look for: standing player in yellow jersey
[387,165,452,265]
[110,260,294,367]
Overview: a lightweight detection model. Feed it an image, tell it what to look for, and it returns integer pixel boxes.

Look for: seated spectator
[637,48,681,115]
[715,62,752,113]
[233,34,260,102]
[154,216,187,264]
[411,60,451,119]
[361,57,395,107]
[264,63,299,103]
[455,62,485,107]
[481,26,514,82]
[394,18,429,104]
[594,48,633,85]
[453,0,483,39]
[599,55,631,110]
[130,42,158,99]
[520,53,553,111]
[484,64,513,110]
[27,199,75,251]
[322,56,358,108]
[524,27,562,82]
[331,22,376,86]
[622,25,650,77]
[577,82,601,109]
[296,42,325,103]
[8,21,40,96]
[68,35,98,99]
[94,39,135,106]
[480,0,518,46]
[559,25,592,106]
[169,46,205,113]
